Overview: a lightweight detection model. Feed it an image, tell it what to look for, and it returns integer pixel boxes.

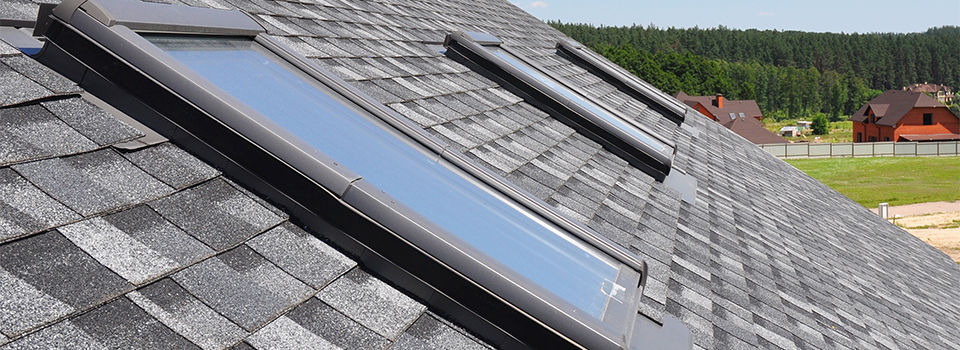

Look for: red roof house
[675,91,786,144]
[850,90,960,142]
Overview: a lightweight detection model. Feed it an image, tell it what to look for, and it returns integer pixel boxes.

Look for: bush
[812,113,830,135]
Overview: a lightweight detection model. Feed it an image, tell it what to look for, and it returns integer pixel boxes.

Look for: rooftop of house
[1,0,960,349]
[903,82,953,94]
[850,90,952,126]
[720,116,788,144]
[674,91,764,121]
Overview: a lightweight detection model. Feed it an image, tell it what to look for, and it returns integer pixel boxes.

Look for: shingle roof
[850,90,951,126]
[675,91,764,121]
[2,0,960,349]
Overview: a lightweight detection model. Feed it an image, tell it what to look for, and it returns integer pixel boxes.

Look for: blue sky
[508,0,960,33]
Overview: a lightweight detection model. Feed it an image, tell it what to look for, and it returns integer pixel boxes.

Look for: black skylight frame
[556,39,688,125]
[34,1,674,348]
[443,31,675,182]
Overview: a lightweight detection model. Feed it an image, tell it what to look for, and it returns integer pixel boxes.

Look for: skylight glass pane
[488,48,669,155]
[148,36,620,316]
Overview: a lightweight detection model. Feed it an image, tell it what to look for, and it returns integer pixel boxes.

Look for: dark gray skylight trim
[443,31,674,182]
[38,1,666,348]
[53,0,263,36]
[556,40,688,125]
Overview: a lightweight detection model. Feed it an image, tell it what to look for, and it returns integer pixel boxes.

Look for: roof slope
[850,90,949,126]
[720,116,788,144]
[2,0,960,350]
[0,33,488,349]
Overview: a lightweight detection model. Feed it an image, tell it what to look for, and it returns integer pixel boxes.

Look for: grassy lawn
[786,156,960,207]
[764,119,853,143]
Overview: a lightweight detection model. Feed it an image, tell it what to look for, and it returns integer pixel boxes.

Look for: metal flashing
[0,27,43,55]
[631,315,693,350]
[556,40,688,125]
[663,169,697,204]
[443,31,674,182]
[463,31,501,45]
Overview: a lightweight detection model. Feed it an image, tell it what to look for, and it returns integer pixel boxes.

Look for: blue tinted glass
[490,49,669,154]
[149,36,619,316]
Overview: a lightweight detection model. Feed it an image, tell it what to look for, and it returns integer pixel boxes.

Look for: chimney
[714,94,724,109]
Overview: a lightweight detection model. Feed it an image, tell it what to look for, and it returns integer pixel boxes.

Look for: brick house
[675,92,786,144]
[850,90,960,142]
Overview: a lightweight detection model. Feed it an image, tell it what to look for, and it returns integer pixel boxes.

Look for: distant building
[779,126,799,137]
[903,82,954,104]
[850,90,960,142]
[675,91,786,144]
[674,92,764,121]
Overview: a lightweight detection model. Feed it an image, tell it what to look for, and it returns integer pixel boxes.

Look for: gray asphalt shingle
[128,278,246,350]
[0,104,97,167]
[68,297,199,349]
[250,298,389,350]
[393,314,491,350]
[122,142,220,190]
[319,269,426,340]
[0,168,80,243]
[40,98,142,146]
[0,231,129,336]
[149,178,283,251]
[172,245,313,331]
[11,149,173,216]
[247,222,356,289]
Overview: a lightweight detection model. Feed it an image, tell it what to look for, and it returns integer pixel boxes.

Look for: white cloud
[529,1,548,8]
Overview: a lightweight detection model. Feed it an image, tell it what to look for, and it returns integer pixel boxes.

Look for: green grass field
[764,119,853,143]
[786,157,960,207]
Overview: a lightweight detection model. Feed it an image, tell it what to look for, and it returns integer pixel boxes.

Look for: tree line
[550,23,959,120]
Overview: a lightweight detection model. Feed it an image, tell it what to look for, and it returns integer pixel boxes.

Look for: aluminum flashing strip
[443,31,673,182]
[556,40,687,125]
[0,27,43,55]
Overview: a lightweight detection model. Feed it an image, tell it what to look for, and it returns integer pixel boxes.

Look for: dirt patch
[874,201,960,262]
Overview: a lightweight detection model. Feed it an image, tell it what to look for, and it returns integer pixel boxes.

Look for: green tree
[812,114,830,135]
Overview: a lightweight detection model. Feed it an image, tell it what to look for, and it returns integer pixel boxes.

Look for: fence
[760,141,960,158]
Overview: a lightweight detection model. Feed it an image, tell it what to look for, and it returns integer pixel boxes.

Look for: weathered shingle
[58,205,213,285]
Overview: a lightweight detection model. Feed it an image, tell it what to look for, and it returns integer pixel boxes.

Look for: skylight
[443,31,675,182]
[147,34,621,316]
[556,40,687,125]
